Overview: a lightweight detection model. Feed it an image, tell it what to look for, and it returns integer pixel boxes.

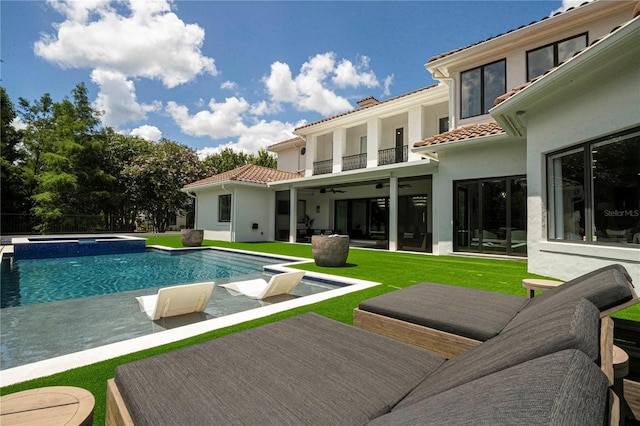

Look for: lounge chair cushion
[505,265,633,332]
[115,313,445,425]
[358,282,527,341]
[394,298,599,408]
[370,349,609,426]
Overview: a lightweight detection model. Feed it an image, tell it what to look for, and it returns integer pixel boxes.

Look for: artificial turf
[2,237,638,424]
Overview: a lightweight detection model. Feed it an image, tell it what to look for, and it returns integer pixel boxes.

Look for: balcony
[378,145,408,166]
[313,159,333,175]
[342,153,367,171]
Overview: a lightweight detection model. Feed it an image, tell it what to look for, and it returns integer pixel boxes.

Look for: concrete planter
[312,235,349,267]
[181,229,204,247]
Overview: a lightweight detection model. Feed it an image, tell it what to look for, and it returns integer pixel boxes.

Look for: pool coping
[0,246,380,386]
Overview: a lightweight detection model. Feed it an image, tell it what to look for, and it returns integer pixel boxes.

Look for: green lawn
[2,237,638,425]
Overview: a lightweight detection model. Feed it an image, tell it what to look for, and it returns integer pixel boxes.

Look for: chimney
[356,96,380,108]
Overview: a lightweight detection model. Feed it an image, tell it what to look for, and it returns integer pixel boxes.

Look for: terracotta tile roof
[493,22,627,107]
[295,84,439,132]
[184,164,301,189]
[427,2,593,63]
[266,136,305,151]
[414,121,505,148]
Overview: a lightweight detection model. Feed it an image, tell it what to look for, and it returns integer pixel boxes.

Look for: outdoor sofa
[354,264,637,358]
[106,295,618,425]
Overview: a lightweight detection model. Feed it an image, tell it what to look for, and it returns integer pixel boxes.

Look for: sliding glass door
[454,176,527,256]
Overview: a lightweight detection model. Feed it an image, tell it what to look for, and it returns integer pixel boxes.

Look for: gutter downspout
[221,184,236,242]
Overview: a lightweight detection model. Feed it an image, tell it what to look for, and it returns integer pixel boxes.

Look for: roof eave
[412,132,511,157]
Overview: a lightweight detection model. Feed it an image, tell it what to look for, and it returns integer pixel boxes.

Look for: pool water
[1,249,281,308]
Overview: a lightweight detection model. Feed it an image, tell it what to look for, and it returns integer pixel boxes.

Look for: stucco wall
[195,187,232,242]
[524,53,640,285]
[431,138,527,255]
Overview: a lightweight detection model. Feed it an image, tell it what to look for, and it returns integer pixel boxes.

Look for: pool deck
[0,247,379,386]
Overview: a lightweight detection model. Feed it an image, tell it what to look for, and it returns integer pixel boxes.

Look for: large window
[219,194,231,222]
[461,59,506,119]
[527,33,587,80]
[547,128,640,245]
[454,176,527,256]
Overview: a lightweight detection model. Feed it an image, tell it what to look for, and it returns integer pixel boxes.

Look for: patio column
[366,118,381,168]
[408,106,423,162]
[289,187,298,243]
[389,176,398,251]
[333,128,346,173]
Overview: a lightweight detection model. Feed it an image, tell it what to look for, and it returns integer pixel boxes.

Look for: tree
[0,87,27,214]
[252,148,277,168]
[202,147,277,173]
[124,139,214,232]
[17,83,113,232]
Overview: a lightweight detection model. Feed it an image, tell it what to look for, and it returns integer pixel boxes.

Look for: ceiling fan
[375,183,411,189]
[319,188,346,194]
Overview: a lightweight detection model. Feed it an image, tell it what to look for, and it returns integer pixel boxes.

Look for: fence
[0,214,147,236]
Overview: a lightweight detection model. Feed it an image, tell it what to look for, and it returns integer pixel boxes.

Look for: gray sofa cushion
[358,282,527,340]
[394,298,599,408]
[369,349,609,426]
[115,313,445,425]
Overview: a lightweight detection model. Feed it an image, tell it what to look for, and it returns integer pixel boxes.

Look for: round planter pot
[312,235,350,267]
[181,229,204,247]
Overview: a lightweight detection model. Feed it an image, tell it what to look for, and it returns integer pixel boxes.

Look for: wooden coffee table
[522,278,564,298]
[0,386,94,426]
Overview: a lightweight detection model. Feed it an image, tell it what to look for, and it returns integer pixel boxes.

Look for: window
[219,194,231,222]
[360,136,367,153]
[527,33,587,80]
[439,117,449,133]
[547,128,640,245]
[461,59,506,119]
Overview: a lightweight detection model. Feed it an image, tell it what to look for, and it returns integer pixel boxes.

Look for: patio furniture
[219,271,305,299]
[1,386,94,426]
[136,282,215,320]
[522,277,564,298]
[106,297,615,425]
[354,264,637,358]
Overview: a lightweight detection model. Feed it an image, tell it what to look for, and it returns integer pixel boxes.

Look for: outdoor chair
[354,264,637,358]
[219,271,305,299]
[106,297,617,425]
[136,282,215,320]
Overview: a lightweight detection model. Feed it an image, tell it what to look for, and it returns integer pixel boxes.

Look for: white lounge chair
[136,282,215,320]
[219,271,305,300]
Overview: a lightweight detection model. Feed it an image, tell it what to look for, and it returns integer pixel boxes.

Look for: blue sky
[2,0,576,157]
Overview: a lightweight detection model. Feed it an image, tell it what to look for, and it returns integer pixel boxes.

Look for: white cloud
[332,56,378,89]
[166,97,250,139]
[196,119,297,159]
[130,125,162,142]
[263,52,382,116]
[220,80,238,90]
[11,117,28,131]
[35,0,217,88]
[550,0,594,15]
[382,74,394,97]
[91,69,161,127]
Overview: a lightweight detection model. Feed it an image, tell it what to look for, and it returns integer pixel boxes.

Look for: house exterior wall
[233,186,274,242]
[524,52,640,284]
[195,187,232,242]
[276,147,304,173]
[431,138,527,254]
[436,2,635,128]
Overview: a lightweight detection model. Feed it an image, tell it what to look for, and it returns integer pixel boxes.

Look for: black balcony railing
[313,159,333,175]
[378,145,408,166]
[342,153,367,171]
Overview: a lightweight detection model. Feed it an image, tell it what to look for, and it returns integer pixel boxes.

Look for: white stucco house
[184,0,639,284]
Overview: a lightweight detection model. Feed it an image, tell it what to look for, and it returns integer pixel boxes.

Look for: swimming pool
[1,249,281,308]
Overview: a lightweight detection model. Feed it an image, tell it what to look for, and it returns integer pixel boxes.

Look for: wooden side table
[0,386,94,426]
[522,278,564,298]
